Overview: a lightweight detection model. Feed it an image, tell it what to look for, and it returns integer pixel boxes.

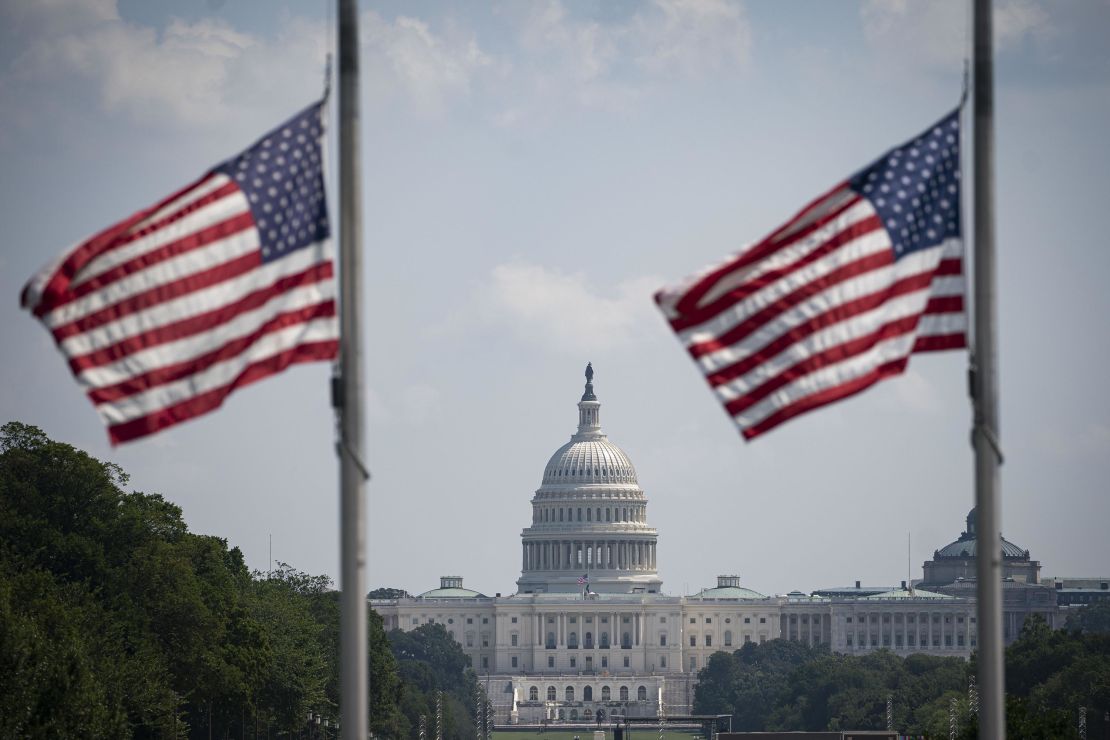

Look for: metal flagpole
[336,0,369,737]
[971,0,1005,738]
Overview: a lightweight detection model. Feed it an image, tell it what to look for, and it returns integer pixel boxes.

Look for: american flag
[21,100,337,445]
[656,109,966,440]
[577,574,589,585]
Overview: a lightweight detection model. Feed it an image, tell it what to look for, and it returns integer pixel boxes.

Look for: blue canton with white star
[848,108,961,260]
[215,101,329,264]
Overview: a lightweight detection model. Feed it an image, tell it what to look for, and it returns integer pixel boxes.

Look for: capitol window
[602,686,611,701]
[620,686,629,701]
[548,686,557,701]
[512,656,518,667]
[530,686,539,701]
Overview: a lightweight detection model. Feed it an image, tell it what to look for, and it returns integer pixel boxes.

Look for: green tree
[389,623,479,739]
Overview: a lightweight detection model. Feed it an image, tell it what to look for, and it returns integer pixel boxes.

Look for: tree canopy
[0,422,469,738]
[694,612,1110,738]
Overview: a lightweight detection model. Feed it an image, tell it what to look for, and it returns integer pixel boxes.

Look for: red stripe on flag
[689,246,894,358]
[935,258,963,276]
[741,357,910,440]
[88,301,337,404]
[723,314,923,416]
[28,173,219,316]
[674,212,885,334]
[705,268,940,388]
[923,295,964,315]
[68,261,334,373]
[913,334,967,352]
[664,185,860,317]
[105,340,339,445]
[51,251,264,342]
[56,211,255,308]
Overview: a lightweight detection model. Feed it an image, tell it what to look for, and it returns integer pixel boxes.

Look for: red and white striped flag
[656,109,966,440]
[21,100,338,444]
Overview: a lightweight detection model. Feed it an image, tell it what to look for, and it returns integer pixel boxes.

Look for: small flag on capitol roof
[655,108,966,440]
[21,100,337,445]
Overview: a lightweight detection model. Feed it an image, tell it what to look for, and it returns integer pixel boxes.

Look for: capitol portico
[371,365,1019,724]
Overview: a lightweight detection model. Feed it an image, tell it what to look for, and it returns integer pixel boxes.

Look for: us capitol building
[371,365,1079,725]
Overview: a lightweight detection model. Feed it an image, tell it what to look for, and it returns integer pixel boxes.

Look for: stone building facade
[371,367,980,725]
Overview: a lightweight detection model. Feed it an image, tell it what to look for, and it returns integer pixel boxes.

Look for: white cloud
[495,0,750,124]
[362,11,493,116]
[0,2,493,129]
[632,0,751,77]
[860,0,1052,70]
[477,263,664,353]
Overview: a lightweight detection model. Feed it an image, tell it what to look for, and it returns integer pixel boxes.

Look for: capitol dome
[517,364,662,595]
[542,438,638,486]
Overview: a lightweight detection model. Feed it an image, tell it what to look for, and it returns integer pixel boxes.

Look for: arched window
[619,686,629,701]
[566,686,575,702]
[584,709,593,720]
[548,686,557,701]
[571,709,579,721]
[530,686,539,701]
[637,686,647,701]
[578,507,583,521]
[606,509,611,522]
[583,686,593,701]
[559,509,564,521]
[601,686,611,701]
[724,630,733,646]
[622,631,631,649]
[600,631,610,648]
[568,631,578,649]
[546,631,556,649]
[584,631,593,648]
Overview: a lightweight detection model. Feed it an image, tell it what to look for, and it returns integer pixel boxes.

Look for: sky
[1,0,1108,599]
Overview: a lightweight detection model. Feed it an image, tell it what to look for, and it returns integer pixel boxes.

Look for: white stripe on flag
[694,245,943,375]
[76,280,337,390]
[73,175,245,287]
[712,287,935,403]
[60,243,331,357]
[45,219,258,330]
[95,317,339,425]
[692,194,872,312]
[733,331,919,430]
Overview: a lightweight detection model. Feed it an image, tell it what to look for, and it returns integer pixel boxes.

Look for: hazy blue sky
[2,0,1107,598]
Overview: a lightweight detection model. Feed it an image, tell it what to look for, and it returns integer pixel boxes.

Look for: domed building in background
[517,363,662,596]
[371,366,1026,726]
[920,508,1041,589]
